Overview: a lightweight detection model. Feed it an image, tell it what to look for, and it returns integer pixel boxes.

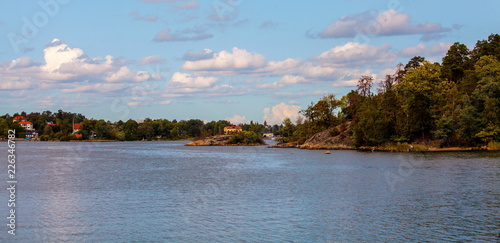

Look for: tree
[456,95,482,145]
[340,91,362,120]
[123,119,139,141]
[404,56,425,71]
[0,118,8,137]
[281,118,296,138]
[94,120,112,139]
[356,76,373,97]
[352,96,392,146]
[442,42,471,83]
[471,34,500,62]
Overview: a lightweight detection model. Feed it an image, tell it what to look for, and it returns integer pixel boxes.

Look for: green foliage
[227,131,264,145]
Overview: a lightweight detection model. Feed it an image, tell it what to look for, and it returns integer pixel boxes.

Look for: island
[185,130,267,146]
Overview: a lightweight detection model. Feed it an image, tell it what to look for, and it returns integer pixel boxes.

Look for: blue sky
[1,0,499,124]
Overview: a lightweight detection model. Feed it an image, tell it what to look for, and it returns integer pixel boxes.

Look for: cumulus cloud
[138,55,167,66]
[263,102,302,124]
[182,47,267,71]
[315,42,396,67]
[0,38,155,98]
[0,80,33,90]
[225,114,246,124]
[9,56,41,69]
[253,58,301,75]
[400,42,452,57]
[169,72,218,88]
[154,28,213,42]
[317,9,451,38]
[257,75,308,89]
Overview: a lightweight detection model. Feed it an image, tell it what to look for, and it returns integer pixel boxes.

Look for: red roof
[74,123,82,129]
[13,116,27,121]
[18,121,32,125]
[225,126,242,129]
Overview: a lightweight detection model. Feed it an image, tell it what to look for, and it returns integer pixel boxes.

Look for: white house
[19,121,34,131]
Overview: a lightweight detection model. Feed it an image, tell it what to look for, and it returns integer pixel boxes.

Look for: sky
[0,0,499,124]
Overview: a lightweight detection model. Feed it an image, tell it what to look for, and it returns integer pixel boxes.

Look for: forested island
[1,34,499,150]
[274,34,500,151]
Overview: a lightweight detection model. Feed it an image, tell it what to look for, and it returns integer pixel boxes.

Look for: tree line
[0,110,282,141]
[280,34,500,148]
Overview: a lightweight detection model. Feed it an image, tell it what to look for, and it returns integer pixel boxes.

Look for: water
[0,141,499,242]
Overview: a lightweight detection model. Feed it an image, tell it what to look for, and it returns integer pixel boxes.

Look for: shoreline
[2,139,497,151]
[268,142,499,152]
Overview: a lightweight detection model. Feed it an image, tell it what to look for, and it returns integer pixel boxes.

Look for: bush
[488,141,500,150]
[228,131,264,145]
[60,134,77,141]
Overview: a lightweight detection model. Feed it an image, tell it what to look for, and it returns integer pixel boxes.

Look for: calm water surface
[0,141,499,242]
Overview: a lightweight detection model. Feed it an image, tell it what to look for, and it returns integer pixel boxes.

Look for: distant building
[262,132,274,138]
[73,123,82,134]
[13,116,27,123]
[19,121,34,131]
[25,131,38,138]
[264,120,270,129]
[224,126,242,135]
[137,118,146,124]
[45,121,57,127]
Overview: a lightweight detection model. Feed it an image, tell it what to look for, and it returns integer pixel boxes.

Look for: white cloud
[316,42,396,67]
[225,114,246,124]
[254,58,301,75]
[9,57,40,69]
[182,47,266,71]
[258,75,308,89]
[318,9,451,38]
[105,66,134,82]
[138,55,167,66]
[0,38,155,103]
[400,42,452,57]
[61,82,130,93]
[0,80,33,90]
[159,100,173,105]
[263,102,302,124]
[154,28,212,42]
[169,72,218,88]
[298,63,343,78]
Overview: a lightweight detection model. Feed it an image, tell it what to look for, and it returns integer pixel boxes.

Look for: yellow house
[224,126,242,134]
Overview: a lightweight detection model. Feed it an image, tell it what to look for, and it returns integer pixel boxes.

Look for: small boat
[324,151,331,154]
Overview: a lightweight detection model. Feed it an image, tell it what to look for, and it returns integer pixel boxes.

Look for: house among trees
[73,123,82,134]
[13,116,27,123]
[224,126,242,134]
[19,121,34,131]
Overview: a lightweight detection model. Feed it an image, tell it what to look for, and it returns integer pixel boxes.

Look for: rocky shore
[269,122,497,152]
